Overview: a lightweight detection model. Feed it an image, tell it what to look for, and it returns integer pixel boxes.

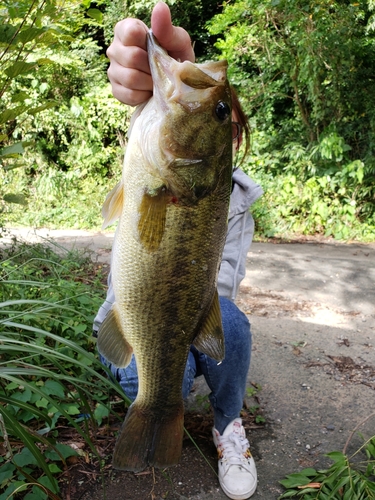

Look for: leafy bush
[2,82,126,229]
[208,0,375,235]
[246,167,375,242]
[0,0,111,226]
[0,241,127,498]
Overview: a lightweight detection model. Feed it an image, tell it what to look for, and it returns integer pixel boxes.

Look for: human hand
[106,2,195,106]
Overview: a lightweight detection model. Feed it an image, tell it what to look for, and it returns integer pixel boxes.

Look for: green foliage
[244,139,375,241]
[0,438,76,499]
[278,438,375,499]
[2,83,127,228]
[0,0,110,223]
[2,0,375,241]
[193,393,211,412]
[208,0,375,236]
[208,0,375,143]
[27,85,127,178]
[3,175,118,229]
[0,241,127,496]
[0,0,128,229]
[243,383,266,425]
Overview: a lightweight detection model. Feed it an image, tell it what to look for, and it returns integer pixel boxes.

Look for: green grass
[0,240,128,499]
[2,176,115,231]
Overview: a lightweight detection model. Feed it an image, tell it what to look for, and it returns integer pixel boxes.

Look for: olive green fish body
[98,31,233,471]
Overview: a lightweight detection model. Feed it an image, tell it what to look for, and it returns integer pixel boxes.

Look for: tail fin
[112,402,184,472]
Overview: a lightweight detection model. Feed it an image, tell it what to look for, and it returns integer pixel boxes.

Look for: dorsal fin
[102,181,124,229]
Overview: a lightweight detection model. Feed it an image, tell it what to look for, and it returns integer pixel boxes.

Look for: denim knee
[100,354,139,402]
[219,297,252,358]
[202,297,252,433]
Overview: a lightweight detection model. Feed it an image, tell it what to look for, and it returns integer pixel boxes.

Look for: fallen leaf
[298,482,321,489]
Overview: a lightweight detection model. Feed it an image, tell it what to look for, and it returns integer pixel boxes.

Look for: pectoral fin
[97,305,133,368]
[138,188,167,252]
[102,181,124,229]
[193,291,225,362]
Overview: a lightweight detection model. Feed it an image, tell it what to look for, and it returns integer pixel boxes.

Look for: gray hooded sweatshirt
[93,169,262,331]
[218,168,263,301]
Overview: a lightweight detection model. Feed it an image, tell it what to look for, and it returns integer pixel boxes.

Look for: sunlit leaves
[0,24,17,44]
[208,0,375,234]
[87,8,103,24]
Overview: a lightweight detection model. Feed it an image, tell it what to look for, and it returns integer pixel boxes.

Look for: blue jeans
[100,297,252,435]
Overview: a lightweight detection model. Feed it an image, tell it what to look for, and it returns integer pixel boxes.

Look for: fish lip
[146,30,165,64]
[146,31,171,80]
[147,30,177,104]
[146,29,164,56]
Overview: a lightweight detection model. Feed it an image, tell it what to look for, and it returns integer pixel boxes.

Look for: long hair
[231,86,250,164]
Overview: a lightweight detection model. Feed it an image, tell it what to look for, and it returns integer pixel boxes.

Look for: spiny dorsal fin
[193,291,225,362]
[97,305,133,368]
[138,188,168,252]
[102,182,124,229]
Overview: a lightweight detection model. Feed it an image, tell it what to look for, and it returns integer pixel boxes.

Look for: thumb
[151,2,195,62]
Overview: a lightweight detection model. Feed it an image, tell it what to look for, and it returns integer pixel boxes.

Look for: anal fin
[97,305,133,367]
[193,291,225,362]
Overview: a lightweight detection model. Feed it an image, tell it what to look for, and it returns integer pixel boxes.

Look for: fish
[97,30,233,472]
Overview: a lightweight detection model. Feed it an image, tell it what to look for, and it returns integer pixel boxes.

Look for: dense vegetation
[208,0,375,240]
[1,0,374,240]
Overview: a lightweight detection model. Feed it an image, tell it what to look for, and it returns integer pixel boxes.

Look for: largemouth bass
[97,31,233,472]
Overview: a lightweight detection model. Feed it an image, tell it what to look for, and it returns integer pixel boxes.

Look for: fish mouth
[146,30,227,109]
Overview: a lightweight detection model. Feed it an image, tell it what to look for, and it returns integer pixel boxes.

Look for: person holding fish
[94,3,263,499]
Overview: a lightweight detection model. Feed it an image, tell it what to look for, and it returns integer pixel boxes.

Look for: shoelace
[220,432,250,464]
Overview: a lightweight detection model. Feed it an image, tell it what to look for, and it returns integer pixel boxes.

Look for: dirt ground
[3,229,375,499]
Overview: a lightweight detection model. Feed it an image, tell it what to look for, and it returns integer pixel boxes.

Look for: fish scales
[98,31,233,472]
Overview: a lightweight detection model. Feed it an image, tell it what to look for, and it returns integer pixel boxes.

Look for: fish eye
[215,101,231,121]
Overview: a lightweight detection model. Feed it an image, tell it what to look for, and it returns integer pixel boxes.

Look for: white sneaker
[212,418,257,499]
